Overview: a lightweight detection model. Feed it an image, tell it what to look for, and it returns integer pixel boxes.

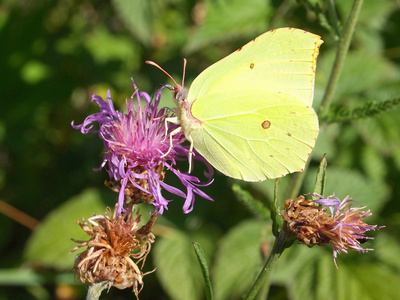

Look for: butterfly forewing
[187,28,323,107]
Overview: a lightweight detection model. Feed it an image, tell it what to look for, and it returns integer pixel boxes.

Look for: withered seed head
[281,194,383,267]
[282,195,328,247]
[70,204,156,298]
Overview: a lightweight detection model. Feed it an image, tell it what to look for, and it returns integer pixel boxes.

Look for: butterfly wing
[182,28,322,181]
[187,27,323,107]
[188,91,318,180]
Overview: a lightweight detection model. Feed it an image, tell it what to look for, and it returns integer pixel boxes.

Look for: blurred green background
[1,0,400,299]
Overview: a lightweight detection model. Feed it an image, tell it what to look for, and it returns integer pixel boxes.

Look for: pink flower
[72,80,213,215]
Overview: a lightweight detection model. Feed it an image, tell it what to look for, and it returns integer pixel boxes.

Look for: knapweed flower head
[282,194,383,267]
[72,80,213,215]
[70,205,155,297]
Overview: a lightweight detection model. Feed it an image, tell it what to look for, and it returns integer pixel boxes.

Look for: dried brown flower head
[282,195,327,247]
[70,205,156,297]
[281,194,383,267]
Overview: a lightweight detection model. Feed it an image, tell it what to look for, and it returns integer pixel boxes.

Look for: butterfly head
[172,85,188,105]
[145,59,188,107]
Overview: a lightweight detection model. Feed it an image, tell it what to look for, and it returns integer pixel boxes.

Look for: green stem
[319,0,364,118]
[288,170,306,201]
[327,0,341,39]
[86,282,108,300]
[244,230,288,300]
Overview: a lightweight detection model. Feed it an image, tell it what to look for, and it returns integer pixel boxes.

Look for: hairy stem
[86,282,107,300]
[319,0,364,118]
[244,230,288,300]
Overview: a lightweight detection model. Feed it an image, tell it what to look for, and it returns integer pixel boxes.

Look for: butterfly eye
[175,88,188,103]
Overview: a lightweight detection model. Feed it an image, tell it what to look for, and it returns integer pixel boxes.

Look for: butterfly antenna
[181,58,187,88]
[145,60,180,88]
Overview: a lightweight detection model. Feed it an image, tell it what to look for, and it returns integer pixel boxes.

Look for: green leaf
[23,189,106,270]
[184,0,271,53]
[273,244,400,300]
[374,232,400,270]
[292,253,335,300]
[83,26,141,68]
[193,242,213,300]
[342,0,397,33]
[232,184,269,220]
[212,219,269,300]
[338,0,398,56]
[355,109,400,169]
[250,174,294,206]
[312,121,341,160]
[313,155,327,196]
[353,263,400,300]
[112,0,153,46]
[153,229,206,300]
[315,50,397,107]
[0,268,78,288]
[0,268,44,286]
[299,0,341,38]
[361,146,387,181]
[271,178,282,236]
[272,243,325,284]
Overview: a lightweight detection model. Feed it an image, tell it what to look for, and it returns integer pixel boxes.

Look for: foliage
[1,0,399,299]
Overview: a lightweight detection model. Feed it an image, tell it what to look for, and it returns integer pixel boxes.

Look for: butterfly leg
[161,116,179,143]
[160,117,194,173]
[160,117,180,158]
[187,134,194,173]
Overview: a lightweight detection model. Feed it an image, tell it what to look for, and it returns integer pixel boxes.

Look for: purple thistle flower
[282,194,384,267]
[72,79,213,215]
